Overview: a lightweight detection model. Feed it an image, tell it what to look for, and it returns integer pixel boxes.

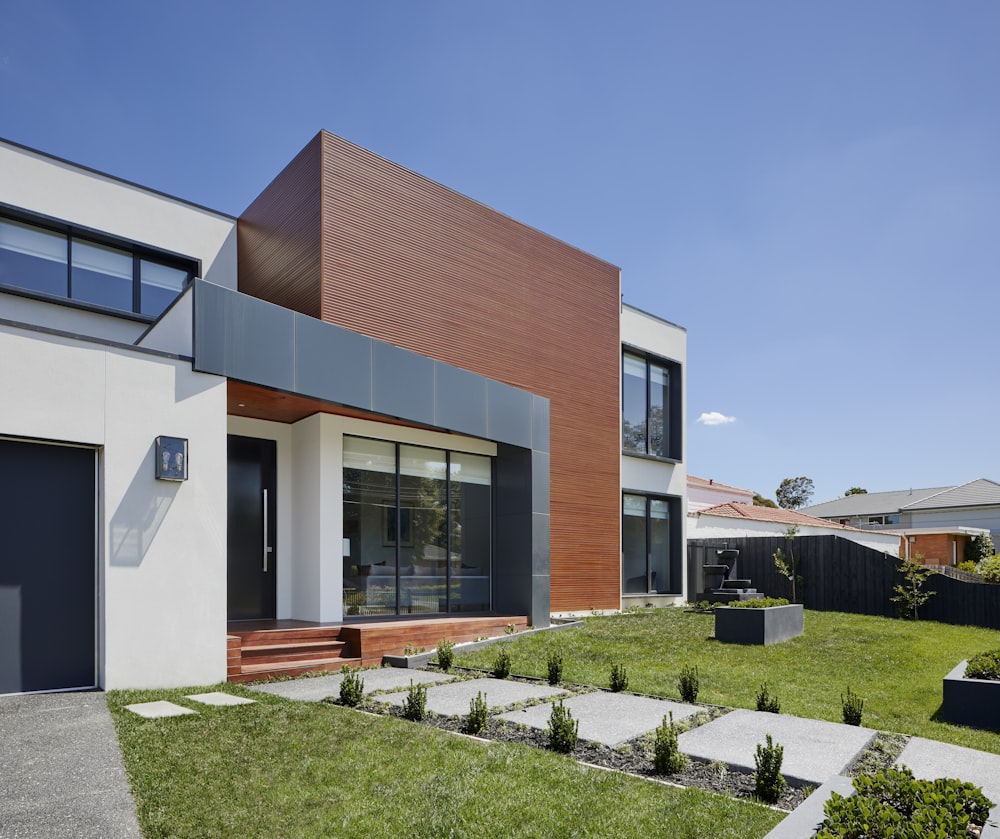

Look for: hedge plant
[965,649,1000,681]
[729,597,790,609]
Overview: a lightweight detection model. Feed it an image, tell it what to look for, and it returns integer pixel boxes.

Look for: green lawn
[455,609,1000,753]
[108,688,782,839]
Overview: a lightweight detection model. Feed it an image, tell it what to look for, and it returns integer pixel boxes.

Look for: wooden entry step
[227,624,359,683]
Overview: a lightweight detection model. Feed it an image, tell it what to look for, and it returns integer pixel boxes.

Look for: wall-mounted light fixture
[155,436,188,481]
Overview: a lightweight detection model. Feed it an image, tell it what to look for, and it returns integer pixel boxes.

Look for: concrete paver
[375,677,566,716]
[186,691,256,707]
[496,691,702,747]
[248,667,455,702]
[895,736,1000,804]
[677,708,875,786]
[124,700,197,718]
[0,691,142,839]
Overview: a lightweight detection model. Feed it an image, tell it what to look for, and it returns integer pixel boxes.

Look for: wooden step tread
[239,656,360,675]
[241,639,346,653]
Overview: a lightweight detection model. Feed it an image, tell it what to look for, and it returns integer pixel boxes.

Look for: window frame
[621,344,683,462]
[621,490,683,597]
[0,203,199,321]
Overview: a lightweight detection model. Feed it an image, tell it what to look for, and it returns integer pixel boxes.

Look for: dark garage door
[0,439,96,694]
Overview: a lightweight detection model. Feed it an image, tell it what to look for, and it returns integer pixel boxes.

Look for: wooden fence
[687,535,1000,631]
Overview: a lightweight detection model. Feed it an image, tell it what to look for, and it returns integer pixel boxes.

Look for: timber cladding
[239,130,622,611]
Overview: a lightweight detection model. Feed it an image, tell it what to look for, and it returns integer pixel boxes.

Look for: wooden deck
[226,614,528,682]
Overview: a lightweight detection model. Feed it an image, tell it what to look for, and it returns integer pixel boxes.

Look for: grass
[108,686,782,839]
[455,608,1000,754]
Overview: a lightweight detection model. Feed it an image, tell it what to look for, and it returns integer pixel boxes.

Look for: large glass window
[622,350,680,459]
[622,493,679,595]
[343,436,492,616]
[0,210,194,318]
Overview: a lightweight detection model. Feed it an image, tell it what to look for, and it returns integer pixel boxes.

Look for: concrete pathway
[375,677,566,715]
[677,708,877,786]
[497,691,702,747]
[0,691,141,839]
[248,667,455,701]
[896,737,1000,804]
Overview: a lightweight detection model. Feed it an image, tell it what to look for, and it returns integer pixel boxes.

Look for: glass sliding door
[343,436,492,616]
[622,494,648,594]
[622,493,677,596]
[343,437,398,616]
[449,452,492,612]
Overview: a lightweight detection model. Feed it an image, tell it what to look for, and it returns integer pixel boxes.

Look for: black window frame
[621,491,683,596]
[621,345,683,462]
[0,203,199,321]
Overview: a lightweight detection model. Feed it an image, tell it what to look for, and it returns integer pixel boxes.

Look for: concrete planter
[715,603,804,646]
[942,660,1000,732]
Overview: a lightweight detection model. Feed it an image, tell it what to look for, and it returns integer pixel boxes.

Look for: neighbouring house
[804,479,1000,565]
[0,131,686,693]
[688,503,902,555]
[687,475,753,513]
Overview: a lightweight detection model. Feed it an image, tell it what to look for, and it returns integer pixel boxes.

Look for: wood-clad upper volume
[238,130,622,611]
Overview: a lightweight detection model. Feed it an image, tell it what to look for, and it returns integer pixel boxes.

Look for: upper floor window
[0,211,195,319]
[622,350,681,459]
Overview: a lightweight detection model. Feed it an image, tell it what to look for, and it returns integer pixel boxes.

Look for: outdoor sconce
[155,436,188,481]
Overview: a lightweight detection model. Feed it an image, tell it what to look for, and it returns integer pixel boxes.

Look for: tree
[844,487,867,496]
[965,532,995,565]
[775,477,814,510]
[753,492,778,508]
[890,554,936,620]
[773,525,803,603]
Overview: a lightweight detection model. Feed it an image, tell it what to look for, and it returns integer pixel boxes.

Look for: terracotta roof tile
[697,502,859,530]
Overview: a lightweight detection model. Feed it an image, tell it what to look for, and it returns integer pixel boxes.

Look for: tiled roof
[802,487,950,518]
[902,478,1000,510]
[697,502,859,530]
[688,475,752,493]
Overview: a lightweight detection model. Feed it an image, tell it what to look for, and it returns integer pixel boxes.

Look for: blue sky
[2,1,997,505]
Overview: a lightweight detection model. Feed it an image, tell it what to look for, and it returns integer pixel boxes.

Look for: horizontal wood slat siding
[317,133,621,612]
[238,133,323,318]
[236,131,622,612]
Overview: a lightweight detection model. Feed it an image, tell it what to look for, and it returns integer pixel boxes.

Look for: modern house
[803,479,1000,565]
[687,475,753,513]
[0,131,686,694]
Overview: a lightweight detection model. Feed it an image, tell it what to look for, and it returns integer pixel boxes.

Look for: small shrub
[492,647,512,679]
[891,554,936,619]
[546,651,564,686]
[966,532,995,565]
[435,639,454,672]
[841,685,864,726]
[819,767,994,836]
[965,649,1000,681]
[730,596,790,608]
[754,734,786,804]
[957,560,979,575]
[504,622,517,635]
[755,682,780,714]
[547,699,579,753]
[610,662,629,692]
[339,666,365,707]
[977,555,1000,584]
[653,712,688,774]
[678,665,700,703]
[402,680,427,721]
[465,690,489,734]
[691,600,717,613]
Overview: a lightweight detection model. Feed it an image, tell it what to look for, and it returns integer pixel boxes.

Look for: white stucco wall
[688,514,901,554]
[0,324,228,689]
[688,482,754,512]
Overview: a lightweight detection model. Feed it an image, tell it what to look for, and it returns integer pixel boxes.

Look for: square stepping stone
[678,709,875,786]
[186,692,256,707]
[248,668,454,702]
[895,737,1000,804]
[376,678,566,716]
[125,700,197,719]
[496,692,701,747]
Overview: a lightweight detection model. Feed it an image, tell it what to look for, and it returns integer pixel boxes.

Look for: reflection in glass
[399,445,448,614]
[622,494,647,594]
[71,239,132,311]
[342,437,397,616]
[0,219,67,297]
[649,363,669,458]
[622,354,647,453]
[140,260,189,317]
[449,452,491,611]
[649,499,670,593]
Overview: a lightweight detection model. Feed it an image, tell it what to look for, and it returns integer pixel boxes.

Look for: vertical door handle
[263,489,271,572]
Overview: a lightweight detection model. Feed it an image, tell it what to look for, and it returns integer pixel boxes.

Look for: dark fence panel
[687,536,1000,630]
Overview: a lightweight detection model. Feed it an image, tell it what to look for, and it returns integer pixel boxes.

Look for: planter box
[942,660,1000,733]
[715,603,804,645]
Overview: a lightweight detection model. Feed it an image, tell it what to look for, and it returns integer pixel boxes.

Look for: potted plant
[714,597,804,645]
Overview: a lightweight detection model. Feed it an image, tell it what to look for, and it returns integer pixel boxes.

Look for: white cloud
[697,411,736,426]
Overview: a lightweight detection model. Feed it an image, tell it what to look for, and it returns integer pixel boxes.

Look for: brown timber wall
[238,130,622,611]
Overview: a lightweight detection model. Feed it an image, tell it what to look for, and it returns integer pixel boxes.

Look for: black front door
[227,435,277,621]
